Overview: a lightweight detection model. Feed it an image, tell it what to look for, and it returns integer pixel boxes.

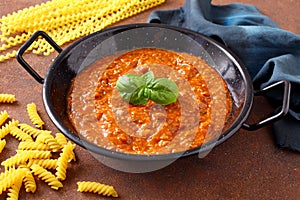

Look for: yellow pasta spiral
[27,159,58,170]
[20,166,37,193]
[10,126,34,142]
[6,176,23,200]
[30,164,63,190]
[77,181,118,197]
[0,119,19,139]
[36,133,61,152]
[56,142,76,181]
[16,150,52,159]
[18,141,50,151]
[19,123,52,138]
[55,133,68,147]
[0,167,16,181]
[0,94,16,103]
[0,167,26,195]
[0,139,6,153]
[26,103,45,128]
[1,150,52,169]
[1,153,30,169]
[0,110,9,126]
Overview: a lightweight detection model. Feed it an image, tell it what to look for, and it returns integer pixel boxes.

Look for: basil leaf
[116,74,144,93]
[116,74,147,104]
[149,78,178,105]
[141,71,154,86]
[116,72,178,106]
[129,86,149,105]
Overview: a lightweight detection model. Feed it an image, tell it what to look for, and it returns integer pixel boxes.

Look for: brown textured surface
[0,0,299,199]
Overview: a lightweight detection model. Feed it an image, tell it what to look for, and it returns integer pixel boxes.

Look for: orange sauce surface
[68,48,232,155]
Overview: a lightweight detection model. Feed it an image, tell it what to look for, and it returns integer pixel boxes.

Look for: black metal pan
[17,24,290,172]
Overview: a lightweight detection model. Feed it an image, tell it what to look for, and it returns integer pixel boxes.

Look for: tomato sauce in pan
[67,48,232,155]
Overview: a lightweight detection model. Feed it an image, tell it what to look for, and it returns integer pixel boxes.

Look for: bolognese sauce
[67,48,232,154]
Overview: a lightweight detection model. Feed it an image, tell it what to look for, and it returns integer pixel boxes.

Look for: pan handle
[16,31,62,84]
[242,80,291,131]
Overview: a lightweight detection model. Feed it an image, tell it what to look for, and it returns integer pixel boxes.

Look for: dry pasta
[0,167,27,195]
[0,166,16,180]
[1,150,52,169]
[20,166,37,193]
[23,173,37,193]
[18,141,50,151]
[1,153,30,169]
[0,94,16,103]
[77,181,118,197]
[0,96,119,199]
[0,119,19,139]
[55,134,77,161]
[0,168,17,193]
[19,123,52,138]
[56,142,76,181]
[0,110,9,126]
[0,139,6,153]
[15,150,52,159]
[36,133,61,152]
[55,133,68,147]
[55,134,77,162]
[6,176,23,200]
[0,129,77,197]
[0,0,166,62]
[26,103,45,128]
[30,164,63,190]
[27,159,58,170]
[10,126,34,142]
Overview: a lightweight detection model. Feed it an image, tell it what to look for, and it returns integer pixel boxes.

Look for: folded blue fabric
[148,0,300,152]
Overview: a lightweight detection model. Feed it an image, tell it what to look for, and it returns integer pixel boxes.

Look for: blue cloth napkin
[148,0,300,152]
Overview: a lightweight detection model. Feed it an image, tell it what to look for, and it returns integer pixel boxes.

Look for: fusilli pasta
[19,123,51,138]
[77,181,118,197]
[1,153,29,169]
[0,119,19,139]
[1,150,52,169]
[36,133,61,152]
[6,176,23,200]
[20,166,37,193]
[55,133,68,147]
[0,110,9,126]
[0,139,6,153]
[0,167,16,181]
[30,164,63,190]
[0,94,16,103]
[27,159,58,170]
[56,142,75,181]
[10,126,33,142]
[26,103,45,128]
[0,167,26,195]
[18,141,50,151]
[0,97,80,198]
[16,150,52,159]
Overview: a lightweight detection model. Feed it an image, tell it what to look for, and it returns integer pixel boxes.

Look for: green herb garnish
[116,71,178,105]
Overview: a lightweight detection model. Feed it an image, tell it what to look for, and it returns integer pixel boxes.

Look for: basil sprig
[116,71,178,105]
